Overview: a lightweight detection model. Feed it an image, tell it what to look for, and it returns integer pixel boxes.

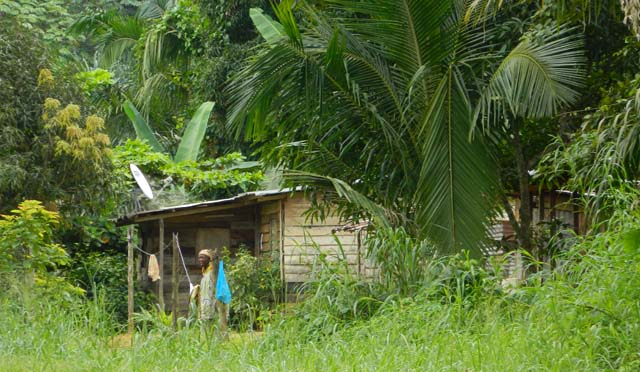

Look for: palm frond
[416,67,498,254]
[101,37,139,67]
[135,72,179,118]
[476,25,585,127]
[142,27,165,79]
[228,0,585,257]
[284,170,399,229]
[72,11,144,68]
[463,0,504,25]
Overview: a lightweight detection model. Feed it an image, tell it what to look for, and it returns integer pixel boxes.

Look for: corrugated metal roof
[117,188,297,225]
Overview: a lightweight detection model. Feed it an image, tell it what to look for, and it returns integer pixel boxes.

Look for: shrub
[0,200,83,304]
[225,248,282,331]
[0,200,68,274]
[68,250,156,325]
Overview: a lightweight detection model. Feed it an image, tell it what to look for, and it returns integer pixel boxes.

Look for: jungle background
[2,0,640,370]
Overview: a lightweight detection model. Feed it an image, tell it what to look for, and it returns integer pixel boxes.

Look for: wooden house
[118,189,373,313]
[489,186,586,281]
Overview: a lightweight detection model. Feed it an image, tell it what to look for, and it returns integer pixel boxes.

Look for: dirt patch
[109,333,132,348]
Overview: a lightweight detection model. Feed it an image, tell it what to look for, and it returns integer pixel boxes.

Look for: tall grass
[2,208,640,371]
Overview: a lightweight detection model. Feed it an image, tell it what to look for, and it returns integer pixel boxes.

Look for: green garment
[198,263,216,320]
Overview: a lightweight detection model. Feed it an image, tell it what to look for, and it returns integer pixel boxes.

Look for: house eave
[116,188,298,226]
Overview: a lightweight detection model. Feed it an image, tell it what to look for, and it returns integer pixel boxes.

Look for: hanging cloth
[148,254,161,282]
[215,260,232,304]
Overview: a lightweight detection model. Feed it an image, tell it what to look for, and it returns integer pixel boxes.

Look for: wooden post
[538,192,545,222]
[254,205,260,257]
[171,233,179,330]
[279,199,285,291]
[158,219,164,310]
[356,229,362,278]
[127,226,135,335]
[572,193,580,233]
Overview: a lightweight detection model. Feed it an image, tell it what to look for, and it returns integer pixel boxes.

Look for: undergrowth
[2,207,640,371]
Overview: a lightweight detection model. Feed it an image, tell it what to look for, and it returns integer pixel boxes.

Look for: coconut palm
[227,0,584,254]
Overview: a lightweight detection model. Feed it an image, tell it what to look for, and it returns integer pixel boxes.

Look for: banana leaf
[123,99,164,153]
[250,8,285,45]
[174,101,215,163]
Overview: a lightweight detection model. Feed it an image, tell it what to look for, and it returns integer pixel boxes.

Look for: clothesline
[174,233,193,289]
[134,234,194,290]
[134,241,171,257]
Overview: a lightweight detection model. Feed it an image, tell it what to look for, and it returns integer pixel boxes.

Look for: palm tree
[72,0,190,134]
[228,0,584,255]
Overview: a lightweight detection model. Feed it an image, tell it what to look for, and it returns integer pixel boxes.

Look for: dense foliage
[228,0,585,255]
[2,0,640,369]
[2,192,640,369]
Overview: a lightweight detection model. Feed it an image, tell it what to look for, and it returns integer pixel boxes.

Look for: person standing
[194,249,217,322]
[190,249,229,338]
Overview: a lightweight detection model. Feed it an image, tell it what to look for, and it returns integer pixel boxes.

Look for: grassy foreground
[2,215,640,371]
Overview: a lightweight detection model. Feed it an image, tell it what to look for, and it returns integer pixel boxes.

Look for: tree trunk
[512,120,533,255]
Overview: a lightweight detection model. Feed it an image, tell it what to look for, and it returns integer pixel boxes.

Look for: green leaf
[227,161,262,171]
[249,8,285,45]
[415,69,498,255]
[174,102,215,163]
[122,99,164,153]
[623,229,640,255]
[475,25,585,127]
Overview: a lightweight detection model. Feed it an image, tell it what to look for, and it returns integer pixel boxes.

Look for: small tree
[0,200,68,282]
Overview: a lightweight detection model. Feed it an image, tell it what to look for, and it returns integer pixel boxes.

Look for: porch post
[158,218,164,310]
[171,233,178,330]
[127,226,135,335]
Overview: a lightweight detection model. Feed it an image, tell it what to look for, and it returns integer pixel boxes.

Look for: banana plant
[249,8,285,45]
[123,99,215,162]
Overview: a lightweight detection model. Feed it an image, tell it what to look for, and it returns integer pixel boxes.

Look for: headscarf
[198,249,214,260]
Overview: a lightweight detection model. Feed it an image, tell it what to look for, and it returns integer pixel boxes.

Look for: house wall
[133,193,376,310]
[279,194,375,284]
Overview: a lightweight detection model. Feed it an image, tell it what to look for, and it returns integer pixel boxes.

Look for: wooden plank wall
[258,201,281,255]
[258,200,283,282]
[281,194,375,283]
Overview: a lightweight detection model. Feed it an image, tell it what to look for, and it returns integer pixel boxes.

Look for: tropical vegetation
[2,0,640,370]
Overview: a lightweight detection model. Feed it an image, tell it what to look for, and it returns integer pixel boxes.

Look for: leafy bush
[111,139,263,214]
[367,227,438,294]
[0,200,85,302]
[0,200,68,274]
[367,227,501,302]
[225,248,282,331]
[68,250,156,324]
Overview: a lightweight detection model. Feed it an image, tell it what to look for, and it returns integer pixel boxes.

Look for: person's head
[197,249,213,268]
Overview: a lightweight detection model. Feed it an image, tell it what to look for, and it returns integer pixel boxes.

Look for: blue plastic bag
[216,260,232,304]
